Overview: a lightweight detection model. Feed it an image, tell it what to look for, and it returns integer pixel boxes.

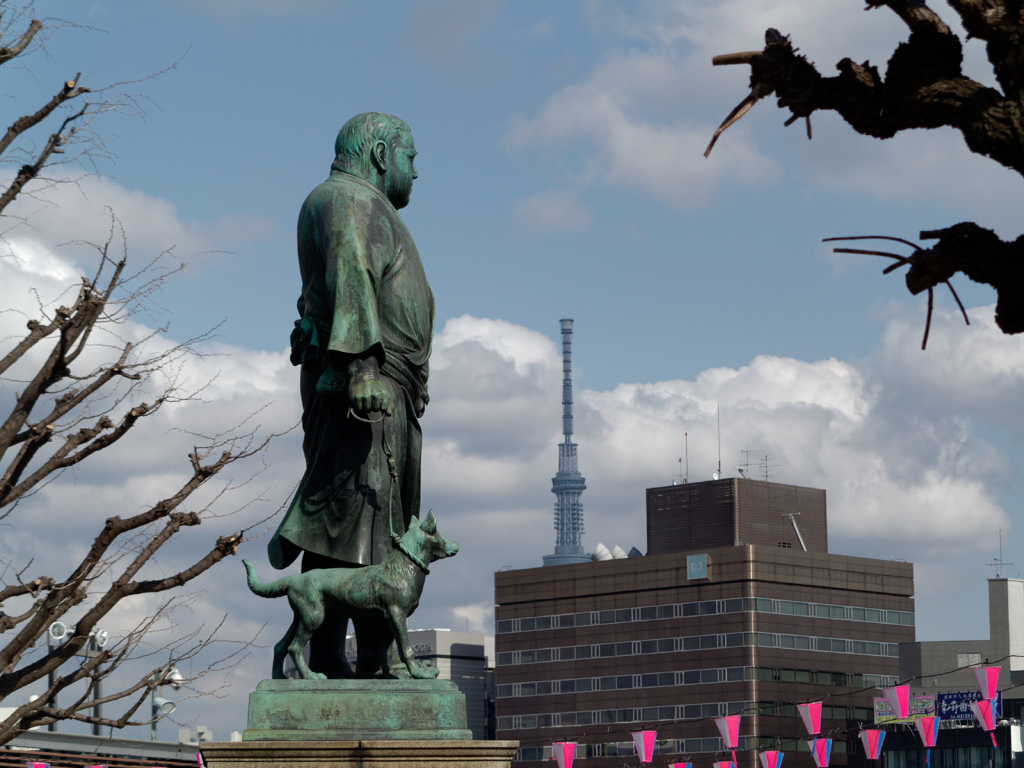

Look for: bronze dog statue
[244,510,458,680]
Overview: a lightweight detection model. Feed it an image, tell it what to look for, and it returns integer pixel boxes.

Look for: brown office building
[494,479,915,768]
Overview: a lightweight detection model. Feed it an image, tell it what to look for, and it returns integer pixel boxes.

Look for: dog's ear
[408,515,421,529]
[420,509,437,534]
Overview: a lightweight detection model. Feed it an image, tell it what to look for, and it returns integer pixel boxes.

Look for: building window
[496,599,913,634]
[496,631,902,667]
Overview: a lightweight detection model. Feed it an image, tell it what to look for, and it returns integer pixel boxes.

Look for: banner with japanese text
[937,692,1002,721]
[874,694,935,724]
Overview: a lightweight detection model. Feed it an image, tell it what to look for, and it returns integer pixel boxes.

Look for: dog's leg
[386,605,439,679]
[288,590,327,681]
[272,615,300,679]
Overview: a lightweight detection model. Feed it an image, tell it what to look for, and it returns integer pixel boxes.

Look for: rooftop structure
[543,319,589,567]
[647,478,828,555]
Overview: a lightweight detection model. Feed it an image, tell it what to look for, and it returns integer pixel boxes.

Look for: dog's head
[404,510,459,565]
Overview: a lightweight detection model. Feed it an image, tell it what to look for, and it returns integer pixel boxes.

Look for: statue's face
[385,130,417,210]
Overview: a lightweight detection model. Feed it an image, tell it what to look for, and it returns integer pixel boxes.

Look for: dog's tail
[243,559,291,598]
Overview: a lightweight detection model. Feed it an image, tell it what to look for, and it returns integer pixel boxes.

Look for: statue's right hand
[349,378,393,416]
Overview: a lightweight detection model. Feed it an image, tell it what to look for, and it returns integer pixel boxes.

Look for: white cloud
[452,601,494,634]
[1,172,276,261]
[790,123,1024,238]
[505,50,782,206]
[512,0,1018,218]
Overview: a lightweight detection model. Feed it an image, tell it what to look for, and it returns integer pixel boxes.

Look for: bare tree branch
[0,17,41,66]
[0,10,279,744]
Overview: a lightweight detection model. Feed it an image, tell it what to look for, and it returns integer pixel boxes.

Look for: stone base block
[244,679,472,741]
[201,740,519,768]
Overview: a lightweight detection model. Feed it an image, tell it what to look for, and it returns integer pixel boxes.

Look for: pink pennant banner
[669,763,692,768]
[916,715,939,767]
[884,685,910,720]
[632,730,657,764]
[715,714,741,748]
[971,699,996,731]
[26,763,48,768]
[810,738,832,768]
[715,761,734,768]
[976,667,1000,700]
[553,742,577,768]
[915,717,939,748]
[759,750,783,768]
[798,702,822,736]
[860,729,885,760]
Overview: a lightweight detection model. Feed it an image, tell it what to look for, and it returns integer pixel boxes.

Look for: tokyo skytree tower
[542,319,590,567]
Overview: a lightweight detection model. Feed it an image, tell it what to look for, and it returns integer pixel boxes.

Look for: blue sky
[2,0,1024,742]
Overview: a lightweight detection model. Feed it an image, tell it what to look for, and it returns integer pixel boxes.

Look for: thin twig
[922,287,934,350]
[823,235,921,249]
[945,280,970,326]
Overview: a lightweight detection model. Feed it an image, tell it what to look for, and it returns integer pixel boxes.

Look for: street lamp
[45,622,107,734]
[151,668,184,741]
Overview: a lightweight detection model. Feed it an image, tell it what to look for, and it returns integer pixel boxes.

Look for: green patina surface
[243,679,472,741]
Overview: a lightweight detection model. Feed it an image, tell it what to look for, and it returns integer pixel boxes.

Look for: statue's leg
[353,615,391,678]
[302,551,352,679]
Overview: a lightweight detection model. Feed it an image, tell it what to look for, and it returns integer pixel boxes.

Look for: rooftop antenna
[684,432,689,483]
[987,528,1013,578]
[736,450,755,480]
[716,403,721,479]
[759,454,779,483]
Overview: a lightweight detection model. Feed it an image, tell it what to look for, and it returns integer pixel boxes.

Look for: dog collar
[397,540,430,574]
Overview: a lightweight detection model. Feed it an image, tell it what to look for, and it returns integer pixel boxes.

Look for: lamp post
[151,668,184,741]
[45,623,107,734]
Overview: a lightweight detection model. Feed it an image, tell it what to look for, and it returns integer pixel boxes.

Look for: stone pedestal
[201,740,520,768]
[200,679,517,768]
[243,679,473,741]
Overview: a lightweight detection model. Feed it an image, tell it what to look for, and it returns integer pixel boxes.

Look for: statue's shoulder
[299,174,372,230]
[306,172,395,216]
[305,172,360,203]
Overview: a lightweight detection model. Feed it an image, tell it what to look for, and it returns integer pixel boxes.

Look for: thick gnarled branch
[707,25,1021,170]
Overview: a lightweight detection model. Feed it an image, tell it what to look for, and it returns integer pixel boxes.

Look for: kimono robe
[269,169,434,570]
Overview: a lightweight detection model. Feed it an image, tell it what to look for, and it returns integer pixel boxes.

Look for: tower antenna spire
[685,432,689,483]
[543,319,589,566]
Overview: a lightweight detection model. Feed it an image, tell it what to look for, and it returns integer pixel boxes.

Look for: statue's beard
[387,176,412,210]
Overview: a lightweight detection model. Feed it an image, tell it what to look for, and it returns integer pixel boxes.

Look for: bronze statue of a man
[269,112,433,677]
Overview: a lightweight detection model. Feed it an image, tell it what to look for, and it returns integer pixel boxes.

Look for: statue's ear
[421,510,437,534]
[371,140,388,174]
[408,515,420,529]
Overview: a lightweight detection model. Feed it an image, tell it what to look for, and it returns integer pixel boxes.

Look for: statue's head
[333,112,417,209]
